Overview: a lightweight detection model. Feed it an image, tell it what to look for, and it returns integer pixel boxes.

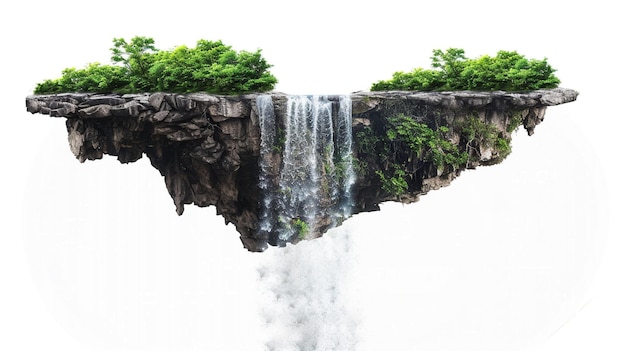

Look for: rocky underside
[26,88,578,251]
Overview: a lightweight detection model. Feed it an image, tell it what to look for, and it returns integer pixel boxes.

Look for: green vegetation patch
[357,113,469,197]
[456,116,512,161]
[291,218,310,240]
[34,36,277,95]
[371,48,560,92]
[387,114,467,171]
[376,166,408,196]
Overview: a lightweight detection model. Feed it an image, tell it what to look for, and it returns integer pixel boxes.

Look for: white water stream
[256,95,355,244]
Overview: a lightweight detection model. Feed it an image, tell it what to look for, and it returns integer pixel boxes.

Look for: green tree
[431,48,467,89]
[34,37,277,95]
[146,40,276,93]
[372,48,560,92]
[34,63,129,94]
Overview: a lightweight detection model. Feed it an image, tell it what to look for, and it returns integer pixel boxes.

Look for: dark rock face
[25,88,578,251]
[349,89,578,213]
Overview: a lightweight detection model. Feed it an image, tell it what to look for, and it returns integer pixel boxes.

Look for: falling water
[256,95,355,245]
[255,95,359,350]
[336,95,356,218]
[257,95,278,235]
[256,226,358,351]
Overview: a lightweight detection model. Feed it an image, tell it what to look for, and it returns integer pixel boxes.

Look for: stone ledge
[26,88,578,119]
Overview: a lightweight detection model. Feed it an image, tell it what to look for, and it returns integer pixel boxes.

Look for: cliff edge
[26,88,578,251]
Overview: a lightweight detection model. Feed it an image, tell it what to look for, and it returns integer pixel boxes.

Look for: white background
[1,0,624,350]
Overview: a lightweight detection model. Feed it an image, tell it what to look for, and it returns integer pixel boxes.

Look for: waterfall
[337,96,356,218]
[257,95,278,234]
[256,95,355,246]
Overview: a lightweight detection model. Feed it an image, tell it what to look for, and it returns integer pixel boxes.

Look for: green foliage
[352,157,369,179]
[457,116,512,160]
[356,127,379,154]
[111,36,156,68]
[428,126,469,170]
[458,116,498,145]
[147,40,277,94]
[387,114,467,170]
[431,48,467,85]
[371,48,560,92]
[376,167,408,196]
[34,36,277,95]
[496,137,512,157]
[370,68,445,91]
[369,114,468,196]
[291,218,310,240]
[110,36,157,91]
[507,111,524,133]
[34,63,129,94]
[273,127,286,153]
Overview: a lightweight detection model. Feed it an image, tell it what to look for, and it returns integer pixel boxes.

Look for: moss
[292,218,309,240]
[496,137,512,158]
[507,111,525,133]
[272,126,286,153]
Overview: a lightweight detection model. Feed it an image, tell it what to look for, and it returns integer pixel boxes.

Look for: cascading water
[336,96,356,218]
[257,95,278,236]
[256,95,359,349]
[256,95,355,246]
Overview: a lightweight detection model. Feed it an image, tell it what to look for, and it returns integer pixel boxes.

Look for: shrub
[35,63,129,94]
[372,114,469,196]
[387,114,467,170]
[371,48,560,92]
[376,168,408,196]
[34,36,277,95]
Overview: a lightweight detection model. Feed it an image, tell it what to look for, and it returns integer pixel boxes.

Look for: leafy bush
[371,48,560,92]
[34,36,277,95]
[376,167,408,196]
[369,114,469,196]
[456,116,512,161]
[34,63,129,94]
[387,114,467,170]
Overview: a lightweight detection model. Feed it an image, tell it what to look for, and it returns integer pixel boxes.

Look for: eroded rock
[26,89,578,251]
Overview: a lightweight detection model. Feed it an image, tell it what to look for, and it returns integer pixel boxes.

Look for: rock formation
[25,88,578,251]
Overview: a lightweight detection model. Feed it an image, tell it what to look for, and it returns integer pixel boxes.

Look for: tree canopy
[34,36,278,95]
[371,48,560,92]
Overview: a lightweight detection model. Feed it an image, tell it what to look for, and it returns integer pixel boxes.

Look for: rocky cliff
[25,88,578,251]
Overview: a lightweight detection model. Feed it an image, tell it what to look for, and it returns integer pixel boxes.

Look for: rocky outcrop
[25,88,577,251]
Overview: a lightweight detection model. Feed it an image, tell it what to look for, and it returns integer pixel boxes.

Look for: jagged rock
[110,100,145,117]
[209,98,250,121]
[78,104,112,118]
[151,110,170,122]
[80,95,126,107]
[522,107,547,136]
[26,89,578,251]
[148,93,166,110]
[219,120,245,139]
